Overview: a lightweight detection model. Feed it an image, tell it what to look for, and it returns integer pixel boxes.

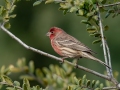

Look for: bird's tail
[81,52,111,69]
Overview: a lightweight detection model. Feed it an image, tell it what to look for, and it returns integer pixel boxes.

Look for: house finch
[47,27,110,68]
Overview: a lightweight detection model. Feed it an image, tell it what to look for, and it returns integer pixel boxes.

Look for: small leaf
[92,80,95,88]
[69,7,77,13]
[35,68,44,78]
[45,0,54,4]
[33,1,42,6]
[67,86,72,90]
[36,85,40,90]
[4,22,11,29]
[14,81,20,86]
[29,61,34,73]
[9,14,16,18]
[74,76,78,84]
[87,26,97,33]
[95,80,100,88]
[63,9,68,15]
[82,75,86,80]
[23,78,30,90]
[92,39,101,44]
[101,0,107,4]
[20,75,34,80]
[78,9,84,16]
[105,12,111,18]
[87,80,90,87]
[22,83,27,90]
[104,25,109,31]
[3,75,13,85]
[78,79,82,86]
[0,6,4,15]
[94,33,101,37]
[81,20,91,25]
[99,83,104,89]
[9,5,16,13]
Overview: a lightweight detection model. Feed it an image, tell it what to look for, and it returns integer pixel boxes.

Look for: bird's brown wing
[55,33,95,54]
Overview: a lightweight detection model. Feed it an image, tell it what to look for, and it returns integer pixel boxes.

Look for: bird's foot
[74,63,78,68]
[59,58,64,64]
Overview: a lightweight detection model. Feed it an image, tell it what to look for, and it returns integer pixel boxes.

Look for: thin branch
[105,41,113,77]
[99,2,120,8]
[0,23,111,81]
[97,4,111,77]
[103,86,116,90]
[0,81,23,90]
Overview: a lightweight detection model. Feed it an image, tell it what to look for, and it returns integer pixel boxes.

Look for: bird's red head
[46,27,63,40]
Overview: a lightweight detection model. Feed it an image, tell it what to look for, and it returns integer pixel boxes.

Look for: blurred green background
[0,0,120,87]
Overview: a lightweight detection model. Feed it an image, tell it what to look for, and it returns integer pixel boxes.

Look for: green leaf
[78,9,84,16]
[23,78,30,90]
[45,0,54,4]
[20,75,34,80]
[67,86,72,90]
[29,61,34,73]
[94,33,100,37]
[104,25,109,31]
[9,14,16,18]
[69,7,77,13]
[5,0,11,10]
[101,0,107,4]
[14,81,20,86]
[95,80,100,88]
[92,39,101,44]
[74,76,78,84]
[35,68,44,78]
[87,26,97,33]
[4,22,11,29]
[78,79,82,86]
[9,5,16,13]
[82,75,86,80]
[0,6,4,15]
[22,83,28,90]
[92,80,95,88]
[60,3,71,9]
[63,9,68,15]
[3,75,13,85]
[99,83,103,89]
[95,88,100,90]
[33,1,42,6]
[87,80,90,87]
[0,65,5,74]
[81,20,91,25]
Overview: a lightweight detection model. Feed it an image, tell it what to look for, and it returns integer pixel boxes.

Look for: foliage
[33,0,120,44]
[0,58,105,90]
[0,0,120,90]
[0,0,16,29]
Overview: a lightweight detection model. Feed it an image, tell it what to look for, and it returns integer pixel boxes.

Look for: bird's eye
[51,31,54,34]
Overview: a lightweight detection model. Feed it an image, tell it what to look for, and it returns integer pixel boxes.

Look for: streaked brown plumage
[47,27,110,68]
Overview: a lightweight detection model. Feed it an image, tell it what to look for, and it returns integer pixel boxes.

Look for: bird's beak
[46,32,51,36]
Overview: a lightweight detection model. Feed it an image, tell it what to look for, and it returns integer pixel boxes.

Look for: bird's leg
[75,57,82,68]
[60,57,67,64]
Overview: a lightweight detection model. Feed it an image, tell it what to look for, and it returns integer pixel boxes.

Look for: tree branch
[99,2,120,8]
[105,41,113,77]
[97,4,120,89]
[0,81,23,90]
[103,86,116,90]
[97,4,111,77]
[0,23,111,82]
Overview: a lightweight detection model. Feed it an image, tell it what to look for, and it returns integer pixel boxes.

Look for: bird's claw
[74,63,78,68]
[59,59,64,64]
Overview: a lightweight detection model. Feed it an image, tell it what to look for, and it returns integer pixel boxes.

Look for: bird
[46,27,110,69]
